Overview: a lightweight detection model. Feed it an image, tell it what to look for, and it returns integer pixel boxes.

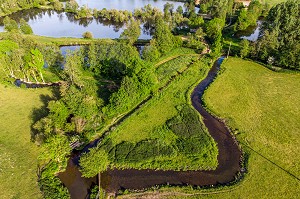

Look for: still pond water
[0,0,184,39]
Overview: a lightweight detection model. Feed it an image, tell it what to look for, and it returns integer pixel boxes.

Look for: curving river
[58,57,243,198]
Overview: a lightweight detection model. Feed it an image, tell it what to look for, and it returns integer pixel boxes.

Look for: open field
[0,84,52,199]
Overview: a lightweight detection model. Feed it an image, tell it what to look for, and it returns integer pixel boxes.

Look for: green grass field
[0,84,52,199]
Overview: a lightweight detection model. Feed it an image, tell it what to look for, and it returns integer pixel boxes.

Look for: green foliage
[155,55,197,87]
[65,0,79,13]
[255,0,300,69]
[188,12,204,28]
[167,105,206,138]
[153,17,176,55]
[20,18,33,34]
[76,5,93,19]
[80,148,109,177]
[38,135,72,172]
[82,31,93,39]
[92,58,218,171]
[3,17,19,32]
[52,0,63,11]
[240,39,250,58]
[87,41,140,79]
[0,0,52,16]
[142,40,161,62]
[205,18,225,42]
[39,162,70,199]
[120,19,141,45]
[234,0,262,31]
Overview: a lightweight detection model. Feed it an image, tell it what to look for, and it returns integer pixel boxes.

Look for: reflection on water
[0,0,184,39]
[76,0,184,11]
[239,20,262,41]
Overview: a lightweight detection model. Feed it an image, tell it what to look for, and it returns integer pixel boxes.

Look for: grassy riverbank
[119,57,300,198]
[0,84,52,199]
[80,56,218,173]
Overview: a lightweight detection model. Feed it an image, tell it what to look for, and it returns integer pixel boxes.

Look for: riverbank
[117,57,300,198]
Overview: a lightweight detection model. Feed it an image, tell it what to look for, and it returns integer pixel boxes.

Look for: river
[58,57,243,198]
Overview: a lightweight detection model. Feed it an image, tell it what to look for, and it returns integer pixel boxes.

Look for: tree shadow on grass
[30,86,60,144]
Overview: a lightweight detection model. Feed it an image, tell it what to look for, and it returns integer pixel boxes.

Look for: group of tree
[239,0,300,70]
[0,33,62,84]
[0,0,63,16]
[3,17,33,34]
[234,0,263,31]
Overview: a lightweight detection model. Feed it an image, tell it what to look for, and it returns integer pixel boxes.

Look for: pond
[238,20,262,42]
[76,0,185,11]
[0,0,185,39]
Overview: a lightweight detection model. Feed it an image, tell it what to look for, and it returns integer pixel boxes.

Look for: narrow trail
[154,54,199,68]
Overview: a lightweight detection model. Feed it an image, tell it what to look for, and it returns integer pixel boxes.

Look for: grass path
[0,84,52,199]
[154,54,199,68]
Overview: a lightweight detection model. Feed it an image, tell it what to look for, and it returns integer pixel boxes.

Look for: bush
[82,31,93,39]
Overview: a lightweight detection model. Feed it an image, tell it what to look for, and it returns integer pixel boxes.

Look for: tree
[153,17,175,54]
[142,39,161,62]
[65,0,79,13]
[240,39,250,58]
[80,148,109,177]
[255,0,299,69]
[20,18,33,34]
[82,31,93,39]
[206,18,225,41]
[23,48,45,82]
[38,135,72,172]
[64,50,84,87]
[53,0,63,11]
[120,19,141,45]
[3,17,19,32]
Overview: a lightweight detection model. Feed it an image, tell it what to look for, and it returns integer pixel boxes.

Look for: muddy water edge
[58,57,243,198]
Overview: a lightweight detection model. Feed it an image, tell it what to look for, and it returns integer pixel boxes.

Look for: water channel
[58,57,243,198]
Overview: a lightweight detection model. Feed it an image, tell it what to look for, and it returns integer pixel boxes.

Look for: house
[235,0,251,7]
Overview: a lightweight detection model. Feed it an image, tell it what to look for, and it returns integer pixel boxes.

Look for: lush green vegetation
[201,58,300,198]
[120,57,300,199]
[0,84,52,199]
[0,0,63,16]
[0,0,298,198]
[253,0,300,69]
[80,57,218,177]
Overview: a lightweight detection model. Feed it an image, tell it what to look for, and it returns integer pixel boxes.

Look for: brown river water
[58,57,243,198]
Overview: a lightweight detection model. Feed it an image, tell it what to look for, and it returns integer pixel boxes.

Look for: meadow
[0,84,52,199]
[119,57,300,198]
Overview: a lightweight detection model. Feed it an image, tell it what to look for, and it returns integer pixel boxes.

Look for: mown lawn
[0,84,52,199]
[200,58,299,198]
